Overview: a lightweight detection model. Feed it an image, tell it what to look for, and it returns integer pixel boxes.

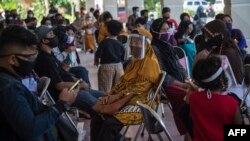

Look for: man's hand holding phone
[58,79,81,105]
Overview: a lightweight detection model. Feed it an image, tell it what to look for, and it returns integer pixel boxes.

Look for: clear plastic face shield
[201,55,237,88]
[220,55,237,88]
[128,34,148,60]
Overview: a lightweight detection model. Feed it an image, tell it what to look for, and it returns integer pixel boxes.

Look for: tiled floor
[79,51,184,141]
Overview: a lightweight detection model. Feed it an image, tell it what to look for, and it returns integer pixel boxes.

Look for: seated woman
[194,20,244,84]
[150,18,191,138]
[175,20,196,73]
[186,55,242,141]
[90,29,161,141]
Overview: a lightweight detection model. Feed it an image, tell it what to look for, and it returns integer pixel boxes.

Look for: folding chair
[37,77,78,131]
[137,101,173,141]
[37,76,51,101]
[240,64,250,123]
[173,46,191,79]
[120,71,167,141]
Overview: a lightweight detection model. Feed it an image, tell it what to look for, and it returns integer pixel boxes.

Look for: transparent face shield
[201,55,237,88]
[128,34,147,60]
[220,55,237,88]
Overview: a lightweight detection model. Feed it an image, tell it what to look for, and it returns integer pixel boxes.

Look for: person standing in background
[126,6,140,33]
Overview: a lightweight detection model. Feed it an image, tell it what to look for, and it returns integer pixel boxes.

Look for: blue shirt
[0,67,64,141]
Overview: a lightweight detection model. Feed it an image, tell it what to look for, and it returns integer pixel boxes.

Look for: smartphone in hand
[68,79,82,92]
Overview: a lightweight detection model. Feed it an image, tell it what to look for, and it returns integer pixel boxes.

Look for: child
[187,56,242,141]
[95,20,125,93]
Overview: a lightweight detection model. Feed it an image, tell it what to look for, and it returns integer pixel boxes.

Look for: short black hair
[93,9,100,19]
[180,12,190,21]
[132,6,139,12]
[90,7,95,12]
[107,20,123,36]
[215,13,224,20]
[223,14,233,22]
[140,9,149,16]
[162,7,171,14]
[192,56,228,91]
[135,17,147,26]
[102,11,113,22]
[0,25,37,55]
[40,17,51,25]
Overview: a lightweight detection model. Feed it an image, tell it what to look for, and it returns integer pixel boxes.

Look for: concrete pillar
[103,0,119,20]
[225,0,250,51]
[125,0,144,19]
[161,0,183,23]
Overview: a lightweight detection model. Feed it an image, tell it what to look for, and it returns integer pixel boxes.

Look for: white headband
[201,67,223,83]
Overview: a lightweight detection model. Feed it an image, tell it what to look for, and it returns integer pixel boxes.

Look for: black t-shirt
[95,38,125,64]
[34,50,63,100]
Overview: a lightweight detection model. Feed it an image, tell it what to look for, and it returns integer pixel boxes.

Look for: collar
[0,67,20,80]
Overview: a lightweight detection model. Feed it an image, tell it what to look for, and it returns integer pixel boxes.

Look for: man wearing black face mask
[25,10,37,31]
[162,7,178,30]
[34,25,104,117]
[0,25,78,141]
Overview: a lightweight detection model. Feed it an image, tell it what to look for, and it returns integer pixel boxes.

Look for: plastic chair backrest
[173,46,191,78]
[37,76,51,100]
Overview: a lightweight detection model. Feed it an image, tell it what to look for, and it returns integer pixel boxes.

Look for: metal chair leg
[163,129,173,141]
[161,103,165,118]
[133,124,144,141]
[140,126,145,137]
[156,133,164,141]
[148,134,154,141]
[120,126,130,141]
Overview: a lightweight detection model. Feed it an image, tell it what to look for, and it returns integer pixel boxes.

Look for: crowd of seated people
[0,4,249,141]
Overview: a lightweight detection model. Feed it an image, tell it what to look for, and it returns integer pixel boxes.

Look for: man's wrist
[54,100,71,113]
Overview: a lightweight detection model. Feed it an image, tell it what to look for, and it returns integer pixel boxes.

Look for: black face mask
[45,36,59,48]
[205,34,224,48]
[13,57,35,77]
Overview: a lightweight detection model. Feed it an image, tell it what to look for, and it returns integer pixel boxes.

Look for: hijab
[123,28,161,84]
[150,18,186,82]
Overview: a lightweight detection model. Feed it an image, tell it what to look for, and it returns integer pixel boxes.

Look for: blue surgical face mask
[136,11,140,17]
[225,22,232,31]
[28,14,33,18]
[47,25,53,29]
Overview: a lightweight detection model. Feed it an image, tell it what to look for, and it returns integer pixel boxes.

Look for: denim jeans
[70,66,91,87]
[72,89,104,116]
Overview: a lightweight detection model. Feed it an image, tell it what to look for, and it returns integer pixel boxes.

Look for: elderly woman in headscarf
[194,20,244,84]
[90,28,161,141]
[150,18,193,139]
